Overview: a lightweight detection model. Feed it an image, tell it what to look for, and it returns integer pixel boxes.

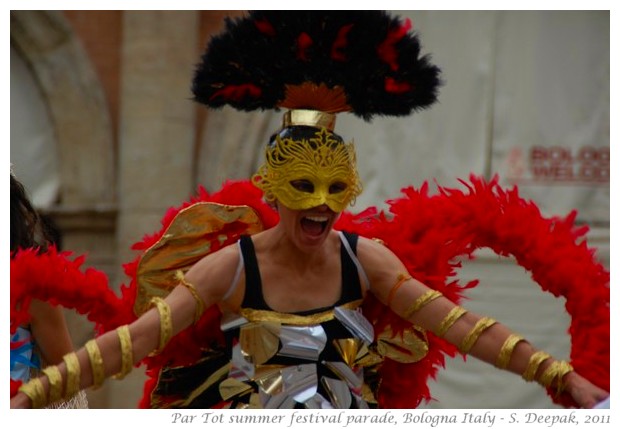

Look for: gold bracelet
[175,270,205,323]
[435,306,467,337]
[387,273,412,308]
[522,351,551,382]
[18,377,46,409]
[63,352,81,399]
[538,360,574,395]
[42,365,63,404]
[495,334,525,369]
[404,290,443,319]
[85,339,105,389]
[113,325,134,380]
[149,297,173,356]
[459,317,496,353]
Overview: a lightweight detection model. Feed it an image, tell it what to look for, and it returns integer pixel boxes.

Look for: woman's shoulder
[197,239,241,269]
[355,234,406,273]
[185,239,242,293]
[356,235,394,256]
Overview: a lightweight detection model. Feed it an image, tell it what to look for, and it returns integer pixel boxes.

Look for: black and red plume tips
[192,11,442,120]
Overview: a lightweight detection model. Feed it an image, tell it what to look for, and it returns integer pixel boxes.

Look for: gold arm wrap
[18,377,46,409]
[404,290,443,319]
[495,334,525,369]
[387,273,412,308]
[435,306,467,337]
[149,297,173,356]
[538,360,574,395]
[459,317,497,353]
[113,325,134,380]
[175,270,205,323]
[42,365,63,404]
[522,351,552,382]
[63,352,81,399]
[85,339,105,389]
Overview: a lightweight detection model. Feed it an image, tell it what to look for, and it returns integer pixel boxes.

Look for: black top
[239,231,363,313]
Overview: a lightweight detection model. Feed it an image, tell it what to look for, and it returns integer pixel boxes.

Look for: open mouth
[300,215,330,237]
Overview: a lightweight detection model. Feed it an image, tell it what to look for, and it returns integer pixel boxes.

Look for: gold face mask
[252,128,362,212]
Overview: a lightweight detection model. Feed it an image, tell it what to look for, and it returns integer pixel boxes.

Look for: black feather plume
[192,11,442,120]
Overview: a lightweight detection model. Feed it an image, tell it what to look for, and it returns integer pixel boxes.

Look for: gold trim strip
[85,339,105,389]
[404,290,443,319]
[495,334,525,369]
[180,363,231,407]
[63,352,81,399]
[459,317,496,353]
[282,109,336,131]
[435,306,467,337]
[176,270,205,323]
[538,360,574,394]
[522,351,551,382]
[18,377,46,409]
[42,365,63,403]
[113,325,134,380]
[387,273,412,308]
[240,299,363,325]
[149,297,173,356]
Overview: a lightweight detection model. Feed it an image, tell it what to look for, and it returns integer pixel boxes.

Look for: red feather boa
[10,247,132,334]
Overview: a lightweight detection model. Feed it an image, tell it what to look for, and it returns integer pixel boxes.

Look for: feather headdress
[192,11,441,122]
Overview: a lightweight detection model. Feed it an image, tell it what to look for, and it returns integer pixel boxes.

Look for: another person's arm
[29,299,74,365]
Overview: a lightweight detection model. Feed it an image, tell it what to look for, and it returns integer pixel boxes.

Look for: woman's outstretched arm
[11,243,240,409]
[358,237,609,408]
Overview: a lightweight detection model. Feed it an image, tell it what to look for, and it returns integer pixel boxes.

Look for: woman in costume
[10,173,88,408]
[11,11,609,409]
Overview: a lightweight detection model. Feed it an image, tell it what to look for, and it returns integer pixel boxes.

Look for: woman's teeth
[305,215,329,222]
[301,215,329,236]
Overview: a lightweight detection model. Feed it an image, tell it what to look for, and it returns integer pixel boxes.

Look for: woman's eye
[290,180,314,193]
[329,182,347,194]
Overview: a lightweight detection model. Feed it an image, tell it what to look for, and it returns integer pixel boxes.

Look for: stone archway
[10,10,115,207]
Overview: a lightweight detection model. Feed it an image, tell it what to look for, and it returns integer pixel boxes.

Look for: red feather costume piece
[9,177,609,407]
[10,247,132,335]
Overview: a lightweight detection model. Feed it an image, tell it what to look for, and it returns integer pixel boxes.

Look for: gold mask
[252,128,362,212]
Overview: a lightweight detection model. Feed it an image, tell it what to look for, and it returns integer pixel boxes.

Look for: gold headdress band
[282,109,336,132]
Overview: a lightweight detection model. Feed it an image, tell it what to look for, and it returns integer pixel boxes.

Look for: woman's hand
[565,372,609,408]
[10,392,31,409]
